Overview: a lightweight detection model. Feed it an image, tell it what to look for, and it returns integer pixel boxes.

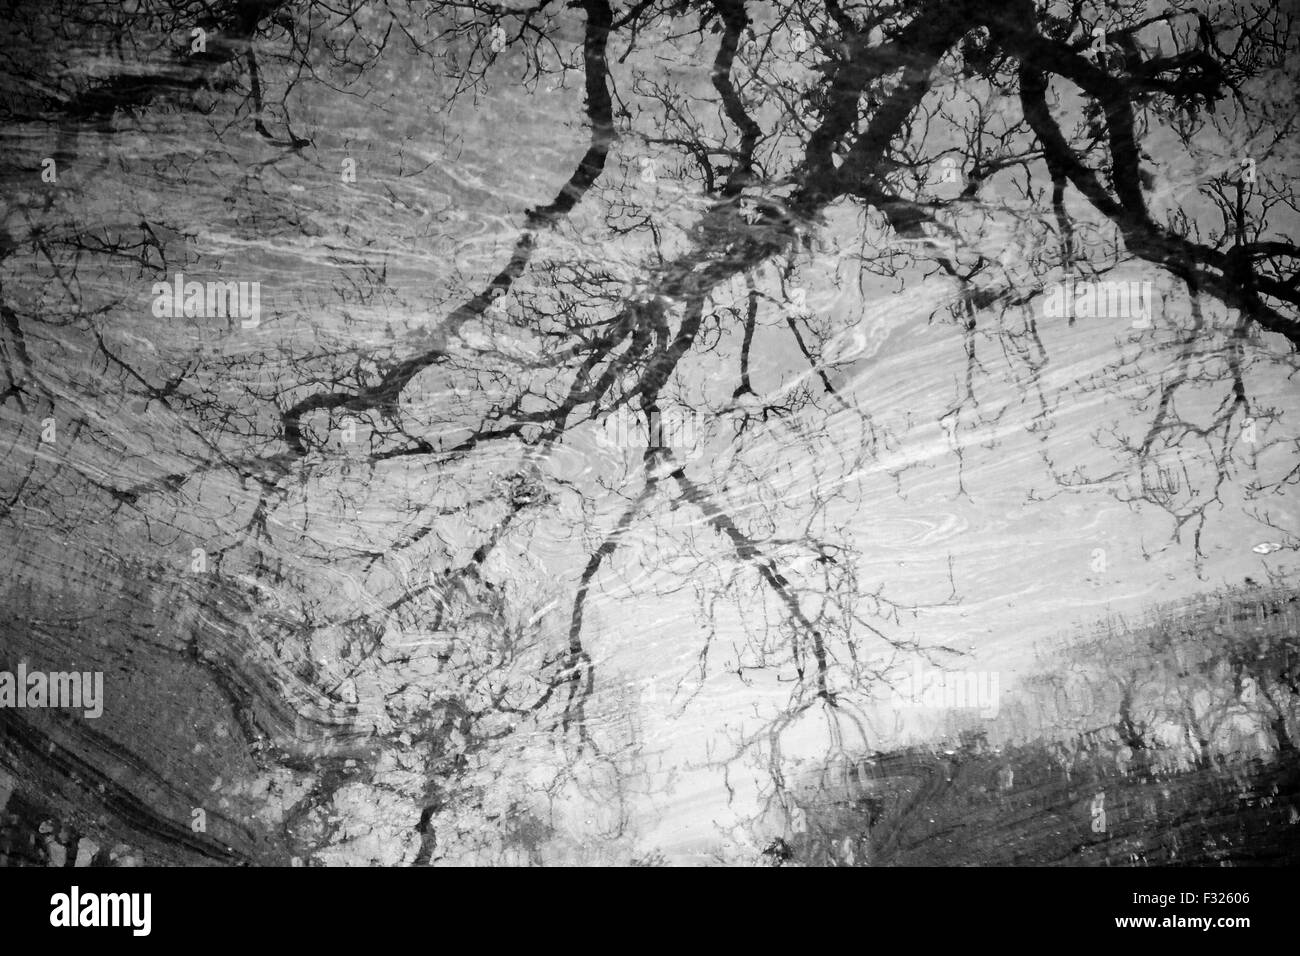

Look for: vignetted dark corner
[0,0,1297,870]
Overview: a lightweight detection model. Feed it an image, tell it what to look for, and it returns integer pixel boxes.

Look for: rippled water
[1,0,1298,866]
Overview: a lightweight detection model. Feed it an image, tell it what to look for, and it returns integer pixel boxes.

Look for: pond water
[1,0,1298,866]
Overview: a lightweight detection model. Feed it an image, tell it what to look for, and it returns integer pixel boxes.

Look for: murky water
[1,0,1298,866]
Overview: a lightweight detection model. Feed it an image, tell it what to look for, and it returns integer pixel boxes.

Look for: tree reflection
[0,0,1297,863]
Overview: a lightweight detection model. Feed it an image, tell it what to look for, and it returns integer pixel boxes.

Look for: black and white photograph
[0,0,1296,923]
